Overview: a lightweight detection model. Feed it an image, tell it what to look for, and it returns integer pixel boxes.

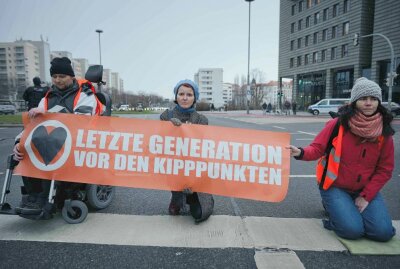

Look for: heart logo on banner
[31,126,67,165]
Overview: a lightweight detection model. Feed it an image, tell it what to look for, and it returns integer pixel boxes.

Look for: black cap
[50,57,75,77]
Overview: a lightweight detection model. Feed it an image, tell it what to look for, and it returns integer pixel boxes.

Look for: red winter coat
[301,118,394,202]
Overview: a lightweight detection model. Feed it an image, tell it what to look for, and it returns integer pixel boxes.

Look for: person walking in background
[284,100,291,115]
[287,77,395,242]
[160,79,214,223]
[292,101,297,115]
[267,103,272,113]
[262,102,267,115]
[23,77,49,111]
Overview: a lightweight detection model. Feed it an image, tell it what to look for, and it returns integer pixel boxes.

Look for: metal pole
[361,33,394,110]
[96,29,103,65]
[246,0,254,114]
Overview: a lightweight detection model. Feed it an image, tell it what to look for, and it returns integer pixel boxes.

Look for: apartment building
[194,68,224,108]
[278,0,400,110]
[0,41,40,99]
[222,83,234,104]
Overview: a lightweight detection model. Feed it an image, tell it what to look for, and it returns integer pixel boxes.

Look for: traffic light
[353,33,359,46]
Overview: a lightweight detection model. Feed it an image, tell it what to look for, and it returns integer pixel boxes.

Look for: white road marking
[0,214,348,251]
[255,250,305,269]
[272,126,286,130]
[297,131,316,136]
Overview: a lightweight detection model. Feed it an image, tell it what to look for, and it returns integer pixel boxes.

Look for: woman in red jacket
[288,77,395,242]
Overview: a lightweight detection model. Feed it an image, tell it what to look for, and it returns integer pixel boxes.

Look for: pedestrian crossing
[1,213,399,268]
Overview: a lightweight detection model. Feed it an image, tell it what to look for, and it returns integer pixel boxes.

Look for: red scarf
[348,111,383,141]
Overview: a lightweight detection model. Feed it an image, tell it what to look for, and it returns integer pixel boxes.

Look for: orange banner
[16,113,291,202]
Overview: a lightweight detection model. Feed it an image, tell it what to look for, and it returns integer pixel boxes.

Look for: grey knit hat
[350,77,382,103]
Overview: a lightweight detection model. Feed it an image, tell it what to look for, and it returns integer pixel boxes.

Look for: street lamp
[245,0,254,115]
[95,29,103,65]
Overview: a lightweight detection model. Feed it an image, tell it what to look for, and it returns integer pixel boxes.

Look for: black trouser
[170,191,202,219]
[22,176,51,198]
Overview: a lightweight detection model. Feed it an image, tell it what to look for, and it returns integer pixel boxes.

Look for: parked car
[118,104,130,111]
[0,100,16,115]
[307,98,350,115]
[382,101,400,117]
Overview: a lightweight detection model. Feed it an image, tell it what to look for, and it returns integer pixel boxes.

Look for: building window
[292,4,296,15]
[333,3,339,17]
[331,47,337,60]
[297,38,302,49]
[343,0,350,13]
[290,40,294,51]
[342,44,349,57]
[323,8,329,21]
[305,54,309,65]
[314,0,320,4]
[298,1,304,12]
[297,56,302,66]
[314,12,320,24]
[322,29,328,41]
[332,25,338,39]
[313,32,318,44]
[298,19,302,31]
[321,49,327,62]
[291,23,295,33]
[307,0,312,9]
[306,16,311,28]
[290,58,294,68]
[305,35,310,47]
[342,21,349,35]
[313,52,318,63]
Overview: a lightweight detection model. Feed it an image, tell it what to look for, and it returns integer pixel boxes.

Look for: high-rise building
[29,40,51,83]
[194,68,224,108]
[222,83,234,104]
[278,0,400,110]
[111,72,120,92]
[0,41,40,99]
[75,58,89,78]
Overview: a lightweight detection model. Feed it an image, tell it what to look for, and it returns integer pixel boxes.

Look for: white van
[308,98,350,115]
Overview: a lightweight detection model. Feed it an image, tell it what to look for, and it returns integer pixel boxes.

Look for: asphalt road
[0,112,399,268]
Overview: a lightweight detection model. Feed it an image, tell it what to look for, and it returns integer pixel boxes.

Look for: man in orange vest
[13,57,102,211]
[287,77,395,242]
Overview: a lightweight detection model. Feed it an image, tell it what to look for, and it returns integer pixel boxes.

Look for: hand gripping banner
[16,113,291,202]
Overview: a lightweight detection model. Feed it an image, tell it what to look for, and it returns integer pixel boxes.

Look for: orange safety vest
[316,125,384,190]
[43,79,103,115]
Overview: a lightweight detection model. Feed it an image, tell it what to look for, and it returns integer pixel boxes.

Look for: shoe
[168,202,181,215]
[19,195,45,210]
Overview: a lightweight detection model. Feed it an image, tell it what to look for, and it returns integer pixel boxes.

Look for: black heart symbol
[31,126,67,165]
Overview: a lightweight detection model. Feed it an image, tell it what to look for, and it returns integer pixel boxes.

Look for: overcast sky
[0,0,280,98]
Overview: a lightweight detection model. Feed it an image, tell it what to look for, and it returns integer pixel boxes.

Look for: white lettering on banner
[73,151,110,169]
[152,157,281,185]
[148,135,282,165]
[114,154,149,172]
[75,129,144,152]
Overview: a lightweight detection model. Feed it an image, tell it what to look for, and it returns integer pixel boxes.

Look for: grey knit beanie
[350,77,382,103]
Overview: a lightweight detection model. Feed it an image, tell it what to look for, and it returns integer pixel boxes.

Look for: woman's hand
[13,143,24,161]
[170,118,182,126]
[28,107,45,118]
[355,196,369,213]
[286,145,301,157]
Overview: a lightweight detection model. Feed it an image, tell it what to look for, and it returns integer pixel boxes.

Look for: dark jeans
[22,176,51,199]
[320,187,395,241]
